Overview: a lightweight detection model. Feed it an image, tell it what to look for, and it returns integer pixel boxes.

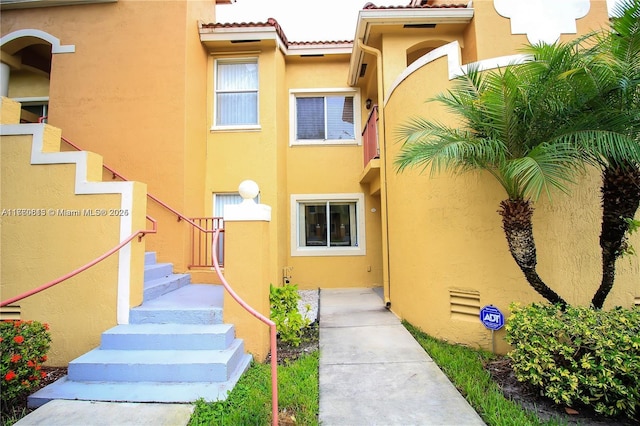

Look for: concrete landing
[15,400,194,426]
[319,288,486,426]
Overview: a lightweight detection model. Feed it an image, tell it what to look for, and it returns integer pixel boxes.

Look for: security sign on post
[480,305,505,331]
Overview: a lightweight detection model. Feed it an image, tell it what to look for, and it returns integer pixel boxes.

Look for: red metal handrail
[1,216,157,307]
[61,136,214,236]
[211,228,278,426]
[189,217,224,268]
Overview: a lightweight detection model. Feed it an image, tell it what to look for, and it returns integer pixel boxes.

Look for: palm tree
[583,0,640,309]
[395,41,640,307]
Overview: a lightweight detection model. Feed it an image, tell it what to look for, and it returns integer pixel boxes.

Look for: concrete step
[144,251,157,265]
[129,285,224,325]
[143,262,173,282]
[28,354,252,408]
[100,323,235,350]
[143,273,190,302]
[26,255,249,410]
[68,339,246,383]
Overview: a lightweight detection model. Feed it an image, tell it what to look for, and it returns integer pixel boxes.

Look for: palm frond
[394,122,507,177]
[502,142,585,201]
[559,129,640,167]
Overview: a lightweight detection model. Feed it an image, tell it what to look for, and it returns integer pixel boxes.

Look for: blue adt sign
[480,305,504,330]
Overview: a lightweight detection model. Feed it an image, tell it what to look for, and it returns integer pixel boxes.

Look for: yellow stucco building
[1,0,638,372]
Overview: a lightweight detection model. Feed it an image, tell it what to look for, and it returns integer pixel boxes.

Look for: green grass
[189,351,319,426]
[1,407,28,426]
[403,321,568,426]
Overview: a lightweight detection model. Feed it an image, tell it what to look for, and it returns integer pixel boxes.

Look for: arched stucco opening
[406,39,451,67]
[0,29,74,122]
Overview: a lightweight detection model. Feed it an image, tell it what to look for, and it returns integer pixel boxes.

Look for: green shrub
[269,283,310,347]
[1,320,52,411]
[506,303,640,420]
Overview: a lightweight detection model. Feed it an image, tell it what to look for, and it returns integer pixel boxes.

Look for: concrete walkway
[17,287,485,426]
[14,400,194,425]
[319,288,486,426]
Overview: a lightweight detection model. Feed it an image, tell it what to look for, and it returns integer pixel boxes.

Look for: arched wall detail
[0,29,75,53]
[386,41,530,106]
[406,39,451,67]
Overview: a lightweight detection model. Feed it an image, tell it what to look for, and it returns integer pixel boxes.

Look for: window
[290,89,360,145]
[21,103,48,123]
[214,59,258,129]
[291,193,366,256]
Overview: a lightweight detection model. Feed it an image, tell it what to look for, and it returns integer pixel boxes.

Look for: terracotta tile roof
[206,1,468,46]
[203,18,353,46]
[363,1,468,9]
[289,40,354,47]
[202,18,291,45]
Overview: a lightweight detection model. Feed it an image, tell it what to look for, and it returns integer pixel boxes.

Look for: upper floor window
[290,89,360,145]
[214,58,259,129]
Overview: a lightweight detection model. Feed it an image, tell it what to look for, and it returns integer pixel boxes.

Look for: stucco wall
[470,0,609,61]
[383,45,640,353]
[1,0,214,273]
[283,58,384,289]
[1,117,147,365]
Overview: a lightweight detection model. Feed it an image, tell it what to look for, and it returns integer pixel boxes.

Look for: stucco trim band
[0,123,135,324]
[0,29,75,54]
[385,40,531,106]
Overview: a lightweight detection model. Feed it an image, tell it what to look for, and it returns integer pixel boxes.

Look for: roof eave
[199,24,288,54]
[200,23,353,57]
[348,7,474,86]
[288,43,353,56]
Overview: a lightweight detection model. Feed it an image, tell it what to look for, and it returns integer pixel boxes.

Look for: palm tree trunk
[498,199,567,308]
[592,163,640,309]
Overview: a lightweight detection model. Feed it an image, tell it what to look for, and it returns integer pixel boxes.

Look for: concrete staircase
[28,253,252,408]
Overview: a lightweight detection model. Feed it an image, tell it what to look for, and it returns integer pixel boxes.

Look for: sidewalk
[17,287,485,426]
[14,400,194,425]
[319,287,486,426]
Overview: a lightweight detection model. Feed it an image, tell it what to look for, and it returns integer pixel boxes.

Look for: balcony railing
[189,217,224,268]
[362,105,379,167]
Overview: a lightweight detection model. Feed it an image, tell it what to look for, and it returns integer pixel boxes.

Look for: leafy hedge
[269,283,310,347]
[1,320,51,411]
[506,303,640,420]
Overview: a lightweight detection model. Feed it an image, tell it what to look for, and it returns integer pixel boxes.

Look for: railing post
[222,180,272,361]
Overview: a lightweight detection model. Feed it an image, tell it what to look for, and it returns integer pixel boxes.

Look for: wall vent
[359,63,368,78]
[635,296,640,307]
[450,289,480,321]
[0,305,21,320]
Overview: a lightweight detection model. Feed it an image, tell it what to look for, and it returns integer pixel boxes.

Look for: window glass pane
[326,96,355,140]
[330,203,355,246]
[216,92,258,125]
[303,203,327,246]
[217,62,258,91]
[296,97,325,139]
[215,60,258,126]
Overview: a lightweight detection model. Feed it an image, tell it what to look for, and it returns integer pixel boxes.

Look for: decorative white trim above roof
[386,41,530,106]
[0,29,75,54]
[494,0,590,45]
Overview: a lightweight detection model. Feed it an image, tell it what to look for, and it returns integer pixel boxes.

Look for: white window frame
[213,57,260,131]
[290,193,366,257]
[289,88,360,146]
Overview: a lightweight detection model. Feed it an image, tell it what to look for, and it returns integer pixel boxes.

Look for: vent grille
[635,296,640,307]
[0,305,21,320]
[450,289,480,321]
